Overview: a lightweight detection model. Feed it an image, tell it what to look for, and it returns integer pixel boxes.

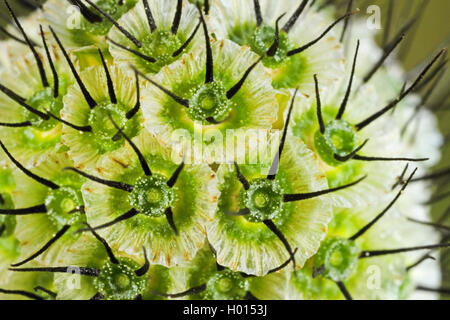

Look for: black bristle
[226,56,263,100]
[142,0,157,33]
[339,0,353,43]
[253,0,263,27]
[336,281,353,300]
[167,161,185,188]
[267,88,298,180]
[356,48,446,131]
[39,25,59,98]
[416,286,450,295]
[133,67,190,108]
[107,114,152,176]
[164,207,178,235]
[0,288,44,300]
[85,0,142,47]
[401,67,446,136]
[407,217,450,232]
[198,4,213,84]
[46,111,93,132]
[287,10,357,56]
[392,163,409,190]
[0,121,32,128]
[171,0,183,35]
[90,292,105,300]
[267,13,286,57]
[107,37,156,63]
[336,40,359,120]
[382,0,394,48]
[49,26,98,109]
[11,225,71,267]
[204,0,210,15]
[282,0,309,34]
[0,83,49,120]
[423,190,450,205]
[267,248,299,274]
[360,243,450,259]
[134,247,149,276]
[334,139,369,162]
[352,155,429,162]
[126,70,141,119]
[5,0,48,88]
[67,0,103,23]
[314,74,325,134]
[63,167,134,192]
[406,253,435,271]
[283,175,366,203]
[363,33,405,84]
[9,266,101,277]
[84,222,119,264]
[34,286,57,299]
[98,49,117,104]
[172,19,201,57]
[233,162,250,190]
[263,219,296,272]
[349,168,416,241]
[151,283,207,298]
[0,204,47,216]
[0,141,60,189]
[411,166,450,182]
[0,25,30,46]
[76,208,139,233]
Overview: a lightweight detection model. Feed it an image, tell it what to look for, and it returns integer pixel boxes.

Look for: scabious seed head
[0,0,445,301]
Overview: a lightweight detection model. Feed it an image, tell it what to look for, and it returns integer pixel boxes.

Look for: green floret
[81,0,138,36]
[128,174,176,218]
[314,236,360,282]
[94,257,147,300]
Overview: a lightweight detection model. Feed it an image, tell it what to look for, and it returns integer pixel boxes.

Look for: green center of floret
[88,100,140,153]
[205,269,248,300]
[94,258,146,300]
[187,81,232,123]
[140,30,183,73]
[250,24,291,68]
[19,87,64,150]
[314,119,358,167]
[25,87,62,131]
[314,237,360,282]
[82,0,137,36]
[46,186,85,228]
[128,174,175,218]
[243,179,284,223]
